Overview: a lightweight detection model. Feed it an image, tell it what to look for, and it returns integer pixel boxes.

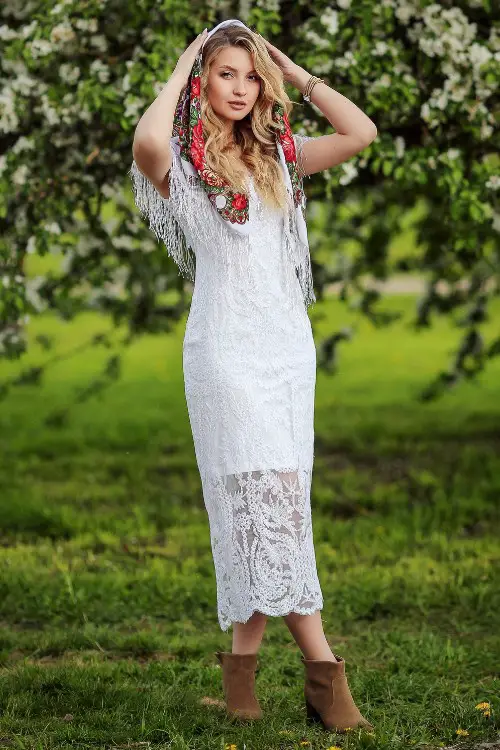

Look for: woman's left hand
[257,34,300,83]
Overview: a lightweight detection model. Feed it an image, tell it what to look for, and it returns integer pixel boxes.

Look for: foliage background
[0,2,499,746]
[1,0,499,395]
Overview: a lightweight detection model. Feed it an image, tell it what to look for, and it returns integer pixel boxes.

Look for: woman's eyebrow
[218,64,257,73]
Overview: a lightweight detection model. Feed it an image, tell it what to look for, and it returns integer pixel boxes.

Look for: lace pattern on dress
[202,466,324,631]
[128,134,317,308]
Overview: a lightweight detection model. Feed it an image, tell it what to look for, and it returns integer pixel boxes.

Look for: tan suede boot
[215,651,263,721]
[302,654,373,732]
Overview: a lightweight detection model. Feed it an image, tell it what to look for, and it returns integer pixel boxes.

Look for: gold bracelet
[303,75,325,103]
[304,76,324,101]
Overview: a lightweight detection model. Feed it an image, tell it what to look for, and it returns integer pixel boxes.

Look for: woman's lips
[228,102,246,109]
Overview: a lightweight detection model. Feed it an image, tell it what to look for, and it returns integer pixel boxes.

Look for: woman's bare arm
[132,71,187,198]
[289,67,378,175]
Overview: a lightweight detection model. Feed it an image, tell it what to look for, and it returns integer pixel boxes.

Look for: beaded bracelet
[303,74,325,103]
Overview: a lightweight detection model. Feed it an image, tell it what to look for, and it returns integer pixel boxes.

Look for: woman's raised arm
[132,29,208,196]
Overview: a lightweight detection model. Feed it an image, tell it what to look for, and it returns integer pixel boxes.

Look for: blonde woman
[130,19,377,731]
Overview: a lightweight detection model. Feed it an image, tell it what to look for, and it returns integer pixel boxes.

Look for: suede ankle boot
[301,654,373,732]
[215,651,263,721]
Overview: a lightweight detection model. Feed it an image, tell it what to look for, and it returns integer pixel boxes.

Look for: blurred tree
[0,0,499,407]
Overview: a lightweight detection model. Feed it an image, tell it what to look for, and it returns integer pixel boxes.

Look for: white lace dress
[130,134,324,631]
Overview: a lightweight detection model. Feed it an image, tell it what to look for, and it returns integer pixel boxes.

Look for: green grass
[0,294,499,749]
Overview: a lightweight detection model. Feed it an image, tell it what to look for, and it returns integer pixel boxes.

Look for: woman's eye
[221,72,259,81]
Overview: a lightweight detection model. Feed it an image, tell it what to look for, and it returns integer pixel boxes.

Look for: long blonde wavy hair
[200,24,296,211]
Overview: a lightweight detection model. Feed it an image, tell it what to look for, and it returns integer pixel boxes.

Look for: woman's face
[206,45,261,130]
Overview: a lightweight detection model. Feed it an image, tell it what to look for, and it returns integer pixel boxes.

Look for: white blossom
[25,277,46,312]
[394,136,405,158]
[373,41,389,56]
[0,86,19,133]
[124,95,146,120]
[101,182,123,200]
[415,5,477,61]
[339,161,358,185]
[74,236,94,257]
[480,122,493,140]
[75,18,99,33]
[50,22,76,44]
[21,20,38,39]
[15,206,28,232]
[320,8,339,35]
[59,63,81,84]
[333,50,357,69]
[0,25,18,40]
[469,43,492,69]
[314,60,335,75]
[90,59,110,83]
[12,74,38,97]
[371,73,391,89]
[12,136,35,154]
[29,39,53,58]
[60,250,74,273]
[395,2,418,25]
[44,221,62,234]
[12,164,29,186]
[113,235,136,250]
[489,27,500,52]
[38,93,61,126]
[485,175,500,191]
[303,29,330,50]
[89,34,108,52]
[122,73,131,92]
[26,236,37,254]
[50,0,72,14]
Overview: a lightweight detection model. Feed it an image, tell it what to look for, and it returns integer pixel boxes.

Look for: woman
[130,18,377,731]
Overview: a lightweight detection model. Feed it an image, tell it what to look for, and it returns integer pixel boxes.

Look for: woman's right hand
[174,29,209,83]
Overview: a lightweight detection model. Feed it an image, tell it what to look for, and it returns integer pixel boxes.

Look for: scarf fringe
[128,159,197,283]
[128,154,316,309]
[283,187,316,309]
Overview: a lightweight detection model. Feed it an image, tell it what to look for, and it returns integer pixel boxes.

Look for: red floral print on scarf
[173,50,305,226]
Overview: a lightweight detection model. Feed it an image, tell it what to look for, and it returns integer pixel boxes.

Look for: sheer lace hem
[220,603,323,632]
[201,465,323,632]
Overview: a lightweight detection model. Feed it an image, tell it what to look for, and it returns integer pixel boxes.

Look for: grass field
[0,293,499,749]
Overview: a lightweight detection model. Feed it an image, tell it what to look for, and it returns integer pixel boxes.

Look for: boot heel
[305,699,322,723]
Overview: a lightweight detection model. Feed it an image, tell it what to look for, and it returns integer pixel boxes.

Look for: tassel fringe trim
[128,159,196,283]
[128,148,316,309]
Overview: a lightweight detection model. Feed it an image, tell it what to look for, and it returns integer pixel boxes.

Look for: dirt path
[325,275,497,295]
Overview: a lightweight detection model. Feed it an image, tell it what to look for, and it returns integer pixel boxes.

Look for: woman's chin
[227,110,248,119]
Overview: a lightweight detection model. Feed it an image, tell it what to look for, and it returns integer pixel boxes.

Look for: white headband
[201,18,250,52]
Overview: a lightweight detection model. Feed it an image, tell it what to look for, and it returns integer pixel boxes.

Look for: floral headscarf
[173,19,306,228]
[129,19,316,307]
